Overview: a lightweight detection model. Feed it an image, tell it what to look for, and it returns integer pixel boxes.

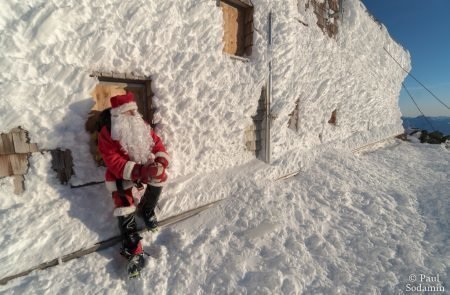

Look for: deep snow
[0,140,448,294]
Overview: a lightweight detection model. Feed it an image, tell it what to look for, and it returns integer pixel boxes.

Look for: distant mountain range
[402,116,450,135]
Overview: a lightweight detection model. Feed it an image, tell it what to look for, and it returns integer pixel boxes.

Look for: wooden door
[125,83,147,120]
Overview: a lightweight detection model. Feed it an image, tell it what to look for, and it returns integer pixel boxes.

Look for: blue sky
[360,0,450,117]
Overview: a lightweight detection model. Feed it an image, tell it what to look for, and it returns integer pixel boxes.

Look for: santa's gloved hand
[154,152,169,168]
[155,156,169,168]
[131,162,165,184]
[147,169,167,186]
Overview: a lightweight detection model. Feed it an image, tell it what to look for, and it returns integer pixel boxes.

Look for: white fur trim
[132,186,145,205]
[154,152,170,164]
[105,180,134,192]
[113,205,136,217]
[111,102,138,116]
[149,179,166,187]
[123,161,136,180]
[155,164,164,177]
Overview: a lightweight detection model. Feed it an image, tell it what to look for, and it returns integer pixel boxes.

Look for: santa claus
[97,92,169,275]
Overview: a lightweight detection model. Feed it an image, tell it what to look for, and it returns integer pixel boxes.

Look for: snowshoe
[127,253,145,279]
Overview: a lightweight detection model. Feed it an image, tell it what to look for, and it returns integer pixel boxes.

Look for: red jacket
[97,126,169,191]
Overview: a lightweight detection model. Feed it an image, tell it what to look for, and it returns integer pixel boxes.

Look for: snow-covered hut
[0,0,410,190]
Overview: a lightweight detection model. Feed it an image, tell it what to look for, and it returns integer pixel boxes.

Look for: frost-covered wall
[270,0,410,156]
[0,0,410,184]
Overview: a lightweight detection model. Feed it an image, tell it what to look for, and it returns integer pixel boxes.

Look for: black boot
[140,186,162,231]
[117,214,143,259]
[143,209,158,231]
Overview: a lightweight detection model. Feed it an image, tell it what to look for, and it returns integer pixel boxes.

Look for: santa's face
[110,109,154,164]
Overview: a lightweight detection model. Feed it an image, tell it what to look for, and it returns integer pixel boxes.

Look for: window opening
[328,109,337,125]
[306,0,339,38]
[288,99,300,131]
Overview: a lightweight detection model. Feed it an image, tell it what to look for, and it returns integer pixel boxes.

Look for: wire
[402,82,436,131]
[384,47,450,110]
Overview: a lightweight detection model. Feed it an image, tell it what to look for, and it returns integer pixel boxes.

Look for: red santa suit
[97,92,169,216]
[98,127,168,188]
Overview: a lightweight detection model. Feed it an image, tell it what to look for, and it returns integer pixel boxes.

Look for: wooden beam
[352,134,403,154]
[0,155,12,177]
[50,149,73,184]
[0,133,14,155]
[97,75,150,83]
[9,154,28,175]
[63,150,73,184]
[12,131,30,154]
[221,0,252,8]
[29,143,39,153]
[13,175,25,195]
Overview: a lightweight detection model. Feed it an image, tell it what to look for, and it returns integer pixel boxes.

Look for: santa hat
[110,92,138,116]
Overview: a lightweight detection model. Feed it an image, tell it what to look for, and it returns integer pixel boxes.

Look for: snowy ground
[0,139,448,294]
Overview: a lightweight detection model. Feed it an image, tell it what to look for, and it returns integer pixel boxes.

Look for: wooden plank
[51,150,64,171]
[0,135,5,155]
[221,0,252,8]
[328,110,337,125]
[274,170,301,181]
[329,0,339,12]
[221,1,240,56]
[112,72,126,79]
[63,150,73,184]
[317,15,326,29]
[12,131,29,154]
[13,175,25,195]
[352,134,403,154]
[100,71,112,78]
[0,155,12,177]
[29,143,39,153]
[145,80,154,126]
[244,34,253,47]
[125,84,146,119]
[0,133,15,155]
[98,75,150,83]
[9,154,28,175]
[288,102,299,131]
[50,149,74,184]
[51,150,68,184]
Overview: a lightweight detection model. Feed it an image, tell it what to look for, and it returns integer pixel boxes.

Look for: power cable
[384,47,450,110]
[402,82,436,131]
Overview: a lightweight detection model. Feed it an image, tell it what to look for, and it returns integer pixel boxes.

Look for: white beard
[111,112,154,164]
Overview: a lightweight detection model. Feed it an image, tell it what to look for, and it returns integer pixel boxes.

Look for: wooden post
[13,175,25,194]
